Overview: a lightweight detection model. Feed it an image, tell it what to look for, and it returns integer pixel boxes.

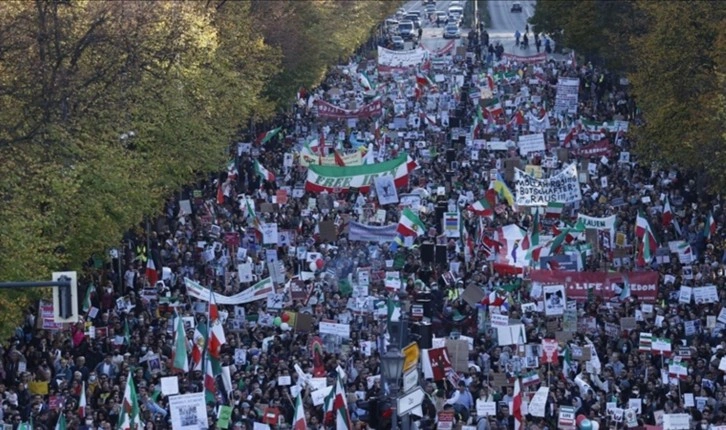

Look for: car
[443,24,461,39]
[425,4,436,15]
[447,14,461,25]
[396,8,406,19]
[448,5,464,19]
[385,18,399,29]
[435,11,447,22]
[391,36,405,50]
[511,3,523,12]
[403,13,422,29]
[423,0,436,5]
[398,20,416,41]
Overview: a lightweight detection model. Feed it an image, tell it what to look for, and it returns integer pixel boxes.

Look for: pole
[391,380,399,430]
[473,0,478,31]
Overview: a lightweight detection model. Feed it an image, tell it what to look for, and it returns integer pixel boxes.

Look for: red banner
[502,52,547,64]
[314,98,382,120]
[572,139,613,158]
[530,270,660,302]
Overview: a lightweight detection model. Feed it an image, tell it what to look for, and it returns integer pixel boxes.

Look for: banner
[377,46,429,71]
[501,52,547,64]
[554,77,580,115]
[300,150,363,167]
[514,163,582,206]
[305,153,414,193]
[184,277,274,305]
[530,270,659,302]
[518,133,546,156]
[314,98,382,120]
[169,392,209,430]
[572,139,613,158]
[348,222,398,243]
[421,40,456,56]
[577,214,616,232]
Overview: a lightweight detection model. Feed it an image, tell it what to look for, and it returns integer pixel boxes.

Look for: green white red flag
[254,161,275,182]
[305,153,415,193]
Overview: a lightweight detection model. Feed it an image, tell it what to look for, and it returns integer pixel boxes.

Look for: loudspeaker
[421,243,434,263]
[446,149,456,163]
[412,322,433,349]
[436,245,447,265]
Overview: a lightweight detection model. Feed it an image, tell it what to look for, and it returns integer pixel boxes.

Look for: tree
[0,1,278,335]
[628,2,726,190]
[249,0,398,106]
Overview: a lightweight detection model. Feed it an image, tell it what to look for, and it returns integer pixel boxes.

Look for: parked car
[398,20,416,41]
[423,0,436,5]
[425,4,436,15]
[511,3,523,12]
[391,36,405,50]
[443,23,461,39]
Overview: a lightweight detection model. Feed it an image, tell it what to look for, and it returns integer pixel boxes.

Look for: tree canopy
[530,0,726,191]
[0,0,394,333]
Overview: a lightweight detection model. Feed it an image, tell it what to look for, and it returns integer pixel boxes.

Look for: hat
[241,402,250,409]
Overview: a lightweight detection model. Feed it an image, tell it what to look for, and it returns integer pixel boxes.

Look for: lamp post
[380,348,405,430]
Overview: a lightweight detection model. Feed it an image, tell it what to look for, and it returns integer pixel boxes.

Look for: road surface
[487,0,538,55]
[401,0,464,52]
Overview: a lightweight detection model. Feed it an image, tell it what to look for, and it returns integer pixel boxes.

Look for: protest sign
[514,163,582,206]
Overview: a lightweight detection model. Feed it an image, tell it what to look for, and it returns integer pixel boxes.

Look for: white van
[448,5,464,17]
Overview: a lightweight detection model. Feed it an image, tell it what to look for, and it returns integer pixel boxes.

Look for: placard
[518,133,546,156]
[169,392,209,430]
[514,163,582,206]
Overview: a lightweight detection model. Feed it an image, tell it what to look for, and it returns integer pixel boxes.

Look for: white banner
[518,133,546,156]
[377,46,428,69]
[514,163,582,206]
[184,278,274,305]
[319,321,351,339]
[169,392,209,430]
[577,214,616,231]
[528,386,550,417]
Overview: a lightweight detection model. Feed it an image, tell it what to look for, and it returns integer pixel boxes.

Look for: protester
[2,10,725,430]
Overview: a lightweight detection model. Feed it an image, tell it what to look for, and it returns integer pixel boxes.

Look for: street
[402,0,546,56]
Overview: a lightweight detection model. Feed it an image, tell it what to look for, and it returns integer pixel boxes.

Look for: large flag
[513,378,523,430]
[259,127,282,145]
[172,313,190,373]
[204,354,219,403]
[521,212,540,251]
[118,372,141,429]
[545,202,564,219]
[145,252,158,286]
[292,393,307,430]
[468,198,494,217]
[254,161,276,182]
[635,210,653,239]
[305,153,413,193]
[78,381,87,418]
[397,208,426,237]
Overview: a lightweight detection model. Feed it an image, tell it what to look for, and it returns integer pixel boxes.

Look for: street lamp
[381,348,405,430]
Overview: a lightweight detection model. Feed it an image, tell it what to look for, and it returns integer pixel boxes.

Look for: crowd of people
[1,10,725,430]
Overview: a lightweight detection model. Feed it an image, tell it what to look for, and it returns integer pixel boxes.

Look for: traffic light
[52,271,78,323]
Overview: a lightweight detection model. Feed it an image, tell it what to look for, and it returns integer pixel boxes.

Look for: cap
[242,402,250,409]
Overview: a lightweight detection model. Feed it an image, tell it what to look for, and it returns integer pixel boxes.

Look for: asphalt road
[487,0,542,55]
[400,0,464,52]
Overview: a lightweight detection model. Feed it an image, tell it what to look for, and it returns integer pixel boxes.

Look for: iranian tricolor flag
[397,208,426,238]
[545,202,564,219]
[483,97,503,118]
[78,381,87,418]
[191,322,207,371]
[512,378,523,430]
[292,393,307,430]
[208,298,227,360]
[705,212,716,240]
[204,354,218,403]
[521,371,541,387]
[258,127,281,145]
[639,332,653,352]
[172,312,190,373]
[662,196,673,227]
[468,198,494,217]
[118,373,141,429]
[145,252,158,285]
[254,161,275,182]
[332,375,352,430]
[358,72,373,92]
[635,210,658,264]
[562,347,574,380]
[305,153,413,193]
[55,414,67,430]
